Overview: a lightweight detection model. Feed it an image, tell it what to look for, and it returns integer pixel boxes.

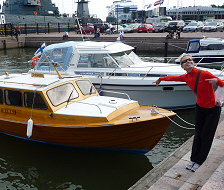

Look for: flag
[144,3,152,9]
[34,43,46,57]
[154,0,164,6]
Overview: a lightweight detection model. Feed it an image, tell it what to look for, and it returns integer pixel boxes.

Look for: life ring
[31,56,39,68]
[37,0,40,4]
[34,11,37,15]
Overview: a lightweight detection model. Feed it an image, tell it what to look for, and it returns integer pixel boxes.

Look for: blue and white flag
[34,43,46,57]
[144,3,152,9]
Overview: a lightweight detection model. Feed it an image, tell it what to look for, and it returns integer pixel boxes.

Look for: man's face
[181,56,194,71]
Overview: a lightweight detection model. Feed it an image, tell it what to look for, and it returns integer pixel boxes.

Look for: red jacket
[159,67,224,108]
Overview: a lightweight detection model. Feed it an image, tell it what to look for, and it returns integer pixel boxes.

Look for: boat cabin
[186,38,224,54]
[0,72,98,124]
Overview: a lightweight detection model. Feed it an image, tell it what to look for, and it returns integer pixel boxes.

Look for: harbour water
[0,48,196,190]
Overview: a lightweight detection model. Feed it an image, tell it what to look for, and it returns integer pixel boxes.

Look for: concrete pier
[1,31,223,54]
[23,32,224,54]
[129,113,224,190]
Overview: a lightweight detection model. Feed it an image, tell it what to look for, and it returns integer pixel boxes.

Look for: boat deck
[129,111,224,190]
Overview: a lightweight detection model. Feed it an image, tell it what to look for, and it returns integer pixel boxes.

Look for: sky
[0,0,223,21]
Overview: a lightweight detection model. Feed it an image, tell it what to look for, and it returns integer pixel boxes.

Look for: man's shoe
[186,161,195,170]
[191,163,200,172]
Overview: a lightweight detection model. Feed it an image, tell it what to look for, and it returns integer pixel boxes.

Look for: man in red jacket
[154,54,224,172]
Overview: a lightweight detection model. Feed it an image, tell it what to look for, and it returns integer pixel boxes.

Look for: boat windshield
[37,47,73,71]
[76,80,96,95]
[110,50,141,67]
[47,83,79,107]
[186,41,200,53]
[77,50,140,68]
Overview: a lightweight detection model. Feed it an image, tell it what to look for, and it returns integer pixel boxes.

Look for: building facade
[167,6,224,21]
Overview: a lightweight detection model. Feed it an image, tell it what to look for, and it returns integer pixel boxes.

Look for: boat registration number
[31,72,44,78]
[1,108,16,114]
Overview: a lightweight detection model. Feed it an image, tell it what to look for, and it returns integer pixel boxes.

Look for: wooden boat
[0,67,176,154]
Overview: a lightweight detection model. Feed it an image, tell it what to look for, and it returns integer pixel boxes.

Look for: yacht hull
[0,106,175,154]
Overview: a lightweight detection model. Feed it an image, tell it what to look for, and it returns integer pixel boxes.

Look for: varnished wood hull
[0,112,175,154]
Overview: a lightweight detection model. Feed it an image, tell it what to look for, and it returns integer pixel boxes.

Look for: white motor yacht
[31,41,224,109]
[176,37,224,67]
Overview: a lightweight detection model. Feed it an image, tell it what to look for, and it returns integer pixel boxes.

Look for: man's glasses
[181,58,193,65]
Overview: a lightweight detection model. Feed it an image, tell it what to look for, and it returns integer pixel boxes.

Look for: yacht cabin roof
[0,73,82,91]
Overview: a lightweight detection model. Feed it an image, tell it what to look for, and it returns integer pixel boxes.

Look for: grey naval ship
[1,0,98,25]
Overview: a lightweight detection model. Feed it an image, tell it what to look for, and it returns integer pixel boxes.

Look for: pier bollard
[25,24,27,35]
[58,23,60,33]
[2,40,6,50]
[4,24,7,37]
[164,40,168,63]
[36,24,39,34]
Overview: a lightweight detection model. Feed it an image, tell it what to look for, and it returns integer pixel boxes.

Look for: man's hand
[153,79,161,86]
[205,78,217,85]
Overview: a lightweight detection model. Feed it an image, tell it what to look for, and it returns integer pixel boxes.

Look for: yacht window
[5,89,22,107]
[187,41,200,52]
[38,50,51,66]
[47,83,78,106]
[24,92,47,110]
[200,44,224,51]
[52,48,65,66]
[76,80,96,95]
[110,50,137,67]
[0,89,3,104]
[77,54,118,68]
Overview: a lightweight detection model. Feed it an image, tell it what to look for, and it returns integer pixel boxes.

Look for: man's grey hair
[180,54,193,63]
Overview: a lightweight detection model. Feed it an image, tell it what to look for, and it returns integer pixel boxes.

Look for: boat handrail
[142,67,153,80]
[70,101,102,114]
[108,67,118,79]
[219,63,224,77]
[98,90,131,100]
[142,56,178,64]
[195,57,204,66]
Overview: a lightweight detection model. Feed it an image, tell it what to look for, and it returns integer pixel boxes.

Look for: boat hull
[0,112,175,154]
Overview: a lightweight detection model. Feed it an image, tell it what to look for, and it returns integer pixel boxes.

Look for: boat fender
[27,118,33,138]
[31,56,39,68]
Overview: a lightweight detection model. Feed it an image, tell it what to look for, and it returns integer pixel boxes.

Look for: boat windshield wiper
[66,88,75,107]
[89,85,93,95]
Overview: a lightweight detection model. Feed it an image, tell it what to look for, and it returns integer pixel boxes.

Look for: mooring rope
[151,108,195,130]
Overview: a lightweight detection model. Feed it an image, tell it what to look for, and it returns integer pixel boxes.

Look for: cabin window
[200,44,224,51]
[5,89,22,107]
[38,50,51,66]
[76,80,96,95]
[0,89,3,104]
[77,54,118,68]
[24,92,47,110]
[187,41,200,52]
[47,83,78,106]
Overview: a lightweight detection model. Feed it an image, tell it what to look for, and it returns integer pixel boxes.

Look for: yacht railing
[108,68,118,79]
[98,90,131,100]
[70,101,102,114]
[142,67,153,80]
[141,56,178,64]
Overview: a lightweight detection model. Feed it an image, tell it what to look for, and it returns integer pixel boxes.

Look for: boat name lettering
[1,108,16,114]
[31,72,44,78]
